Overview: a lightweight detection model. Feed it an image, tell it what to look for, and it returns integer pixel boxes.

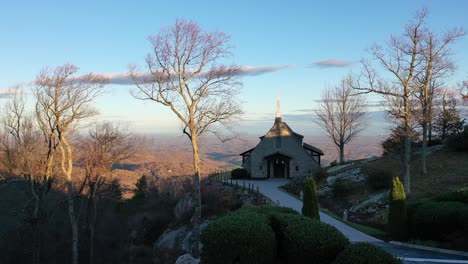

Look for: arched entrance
[265,153,291,178]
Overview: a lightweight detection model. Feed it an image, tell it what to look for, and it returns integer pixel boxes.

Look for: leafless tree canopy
[130,19,242,138]
[315,77,367,164]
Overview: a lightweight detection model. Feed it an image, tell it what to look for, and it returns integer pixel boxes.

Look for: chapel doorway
[265,153,290,179]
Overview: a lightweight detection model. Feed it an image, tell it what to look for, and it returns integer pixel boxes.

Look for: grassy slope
[362,148,468,200]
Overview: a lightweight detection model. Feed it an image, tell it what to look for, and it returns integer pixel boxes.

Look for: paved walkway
[233,178,379,242]
[230,178,468,264]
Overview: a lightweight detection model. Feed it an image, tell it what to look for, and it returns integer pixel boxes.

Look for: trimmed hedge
[435,189,468,204]
[407,200,468,242]
[201,210,276,264]
[271,213,349,264]
[238,205,298,217]
[333,242,402,264]
[231,168,250,179]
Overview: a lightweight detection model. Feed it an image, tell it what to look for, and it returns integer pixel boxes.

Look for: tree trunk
[403,95,411,195]
[421,121,428,178]
[62,138,78,264]
[339,143,345,164]
[32,220,41,264]
[87,184,96,264]
[67,181,79,264]
[189,130,202,257]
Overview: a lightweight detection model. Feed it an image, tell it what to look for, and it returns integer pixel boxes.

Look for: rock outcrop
[175,254,200,264]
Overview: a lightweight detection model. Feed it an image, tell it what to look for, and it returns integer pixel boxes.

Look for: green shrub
[279,176,306,197]
[271,213,349,264]
[201,210,276,264]
[333,242,402,264]
[435,189,468,204]
[302,177,320,220]
[365,167,393,190]
[408,200,468,242]
[446,126,468,152]
[231,168,250,179]
[238,205,298,217]
[388,177,407,241]
[332,179,352,197]
[314,168,328,182]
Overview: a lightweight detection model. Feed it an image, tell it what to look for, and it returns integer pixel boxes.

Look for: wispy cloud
[310,59,355,68]
[237,65,293,76]
[0,87,28,99]
[99,65,292,86]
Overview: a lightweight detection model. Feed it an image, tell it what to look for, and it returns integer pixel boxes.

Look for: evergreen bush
[331,179,352,197]
[302,177,320,220]
[201,210,276,264]
[271,213,349,264]
[333,242,402,264]
[388,176,407,241]
[435,189,468,204]
[365,167,393,190]
[231,168,250,179]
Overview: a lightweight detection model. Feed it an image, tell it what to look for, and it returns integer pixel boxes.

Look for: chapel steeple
[275,96,281,122]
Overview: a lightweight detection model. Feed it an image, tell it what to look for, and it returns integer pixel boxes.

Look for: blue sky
[0,0,467,136]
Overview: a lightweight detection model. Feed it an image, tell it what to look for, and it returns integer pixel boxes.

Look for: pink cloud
[312,59,355,68]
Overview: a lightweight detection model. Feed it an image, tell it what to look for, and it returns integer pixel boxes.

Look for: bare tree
[315,77,367,164]
[78,121,137,264]
[129,19,242,256]
[34,64,108,264]
[349,9,429,194]
[415,27,464,177]
[0,86,47,264]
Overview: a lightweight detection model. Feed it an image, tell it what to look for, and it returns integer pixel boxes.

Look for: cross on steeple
[276,96,281,118]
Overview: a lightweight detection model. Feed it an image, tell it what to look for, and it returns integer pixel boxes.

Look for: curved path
[231,178,468,264]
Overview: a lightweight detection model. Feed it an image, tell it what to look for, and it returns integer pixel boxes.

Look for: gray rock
[349,191,389,214]
[175,254,200,264]
[179,220,210,253]
[360,156,380,164]
[175,193,197,221]
[318,186,334,198]
[154,225,191,253]
[326,163,354,174]
[326,168,367,185]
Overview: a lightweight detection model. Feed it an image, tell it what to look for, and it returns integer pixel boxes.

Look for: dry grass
[357,148,468,200]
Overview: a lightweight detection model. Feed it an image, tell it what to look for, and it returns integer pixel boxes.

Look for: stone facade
[240,101,323,179]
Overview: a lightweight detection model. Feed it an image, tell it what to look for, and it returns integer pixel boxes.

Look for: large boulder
[326,168,367,185]
[154,220,211,256]
[349,191,389,214]
[175,254,200,264]
[317,186,334,198]
[154,225,191,253]
[174,193,197,221]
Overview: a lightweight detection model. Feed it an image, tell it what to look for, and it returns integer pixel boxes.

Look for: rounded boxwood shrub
[238,205,298,217]
[271,213,349,264]
[231,168,250,179]
[201,210,276,264]
[333,242,402,264]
